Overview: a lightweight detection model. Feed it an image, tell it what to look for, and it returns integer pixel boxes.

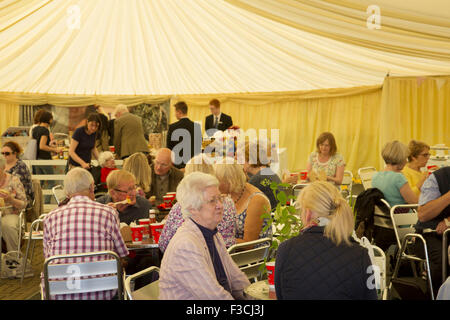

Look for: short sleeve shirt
[372,171,408,207]
[32,126,51,159]
[308,152,345,178]
[69,126,96,166]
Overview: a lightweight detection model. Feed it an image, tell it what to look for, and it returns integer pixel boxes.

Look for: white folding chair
[124,266,160,300]
[20,214,46,283]
[358,167,377,190]
[51,185,66,206]
[227,238,272,282]
[43,251,124,300]
[372,245,388,300]
[340,170,353,197]
[388,204,435,300]
[292,183,308,202]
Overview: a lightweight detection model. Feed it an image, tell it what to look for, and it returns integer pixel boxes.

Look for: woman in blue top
[68,113,101,170]
[372,140,418,207]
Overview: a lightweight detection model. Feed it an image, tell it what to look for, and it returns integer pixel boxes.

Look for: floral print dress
[158,196,237,252]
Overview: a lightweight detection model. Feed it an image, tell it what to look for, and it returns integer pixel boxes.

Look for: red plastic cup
[166,192,176,199]
[109,146,115,153]
[427,165,438,176]
[139,219,151,240]
[150,223,164,243]
[266,261,275,289]
[130,225,144,244]
[300,170,308,181]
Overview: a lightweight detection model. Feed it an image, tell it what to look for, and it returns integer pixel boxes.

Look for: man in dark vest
[415,166,450,294]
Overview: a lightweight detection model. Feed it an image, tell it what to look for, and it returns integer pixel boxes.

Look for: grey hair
[176,172,219,219]
[98,151,115,167]
[64,167,94,196]
[114,104,129,118]
[0,154,5,169]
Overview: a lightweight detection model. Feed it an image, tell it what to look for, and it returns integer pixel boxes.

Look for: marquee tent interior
[1,0,449,173]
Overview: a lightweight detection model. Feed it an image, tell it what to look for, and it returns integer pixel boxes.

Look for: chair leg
[21,238,33,284]
[422,244,434,300]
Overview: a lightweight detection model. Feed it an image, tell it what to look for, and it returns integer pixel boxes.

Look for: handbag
[1,251,34,279]
[22,139,37,160]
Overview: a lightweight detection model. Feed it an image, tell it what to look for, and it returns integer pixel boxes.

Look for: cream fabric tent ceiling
[0,0,449,103]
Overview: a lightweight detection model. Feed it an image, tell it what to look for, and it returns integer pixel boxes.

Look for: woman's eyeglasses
[1,152,12,156]
[205,195,226,206]
[114,188,136,194]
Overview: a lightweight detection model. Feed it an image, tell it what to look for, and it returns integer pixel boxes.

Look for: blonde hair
[185,154,215,176]
[176,172,219,219]
[214,158,246,194]
[106,169,136,192]
[98,151,115,167]
[123,153,151,193]
[296,181,353,246]
[381,140,408,166]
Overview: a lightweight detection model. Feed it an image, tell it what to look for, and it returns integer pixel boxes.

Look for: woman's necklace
[233,186,246,203]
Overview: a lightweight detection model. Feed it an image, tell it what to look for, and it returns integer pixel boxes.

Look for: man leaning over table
[96,169,152,224]
[414,166,450,296]
[42,167,129,300]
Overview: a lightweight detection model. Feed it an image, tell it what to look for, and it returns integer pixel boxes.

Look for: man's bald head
[154,148,173,176]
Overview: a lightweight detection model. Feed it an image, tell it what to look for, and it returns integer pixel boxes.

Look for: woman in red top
[98,151,117,184]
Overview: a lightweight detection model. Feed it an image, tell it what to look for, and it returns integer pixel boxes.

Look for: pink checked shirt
[42,195,129,300]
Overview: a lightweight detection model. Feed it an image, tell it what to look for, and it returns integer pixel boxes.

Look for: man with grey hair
[113,104,149,159]
[42,167,129,300]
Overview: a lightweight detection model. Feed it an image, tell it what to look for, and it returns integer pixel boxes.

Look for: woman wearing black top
[31,110,61,200]
[68,113,101,170]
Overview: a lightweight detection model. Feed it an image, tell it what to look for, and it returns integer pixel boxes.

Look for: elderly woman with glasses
[96,169,151,224]
[2,140,34,206]
[159,172,250,300]
[402,140,431,196]
[0,154,27,252]
[158,154,236,253]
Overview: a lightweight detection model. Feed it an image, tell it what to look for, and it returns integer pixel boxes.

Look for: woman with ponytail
[274,181,377,300]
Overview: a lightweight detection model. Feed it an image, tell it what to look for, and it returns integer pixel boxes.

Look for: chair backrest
[43,251,123,300]
[358,167,377,190]
[372,245,387,294]
[52,185,66,205]
[30,179,42,222]
[124,266,160,300]
[373,199,392,229]
[292,183,308,200]
[340,170,353,197]
[227,238,271,281]
[389,204,419,249]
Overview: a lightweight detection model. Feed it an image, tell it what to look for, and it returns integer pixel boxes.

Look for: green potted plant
[259,181,303,275]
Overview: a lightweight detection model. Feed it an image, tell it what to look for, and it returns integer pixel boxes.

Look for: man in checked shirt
[41,167,129,300]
